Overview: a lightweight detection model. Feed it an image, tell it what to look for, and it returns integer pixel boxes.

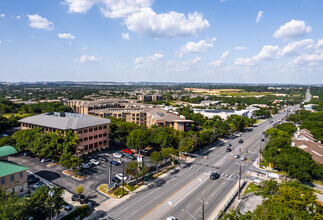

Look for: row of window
[80,140,108,152]
[1,172,24,185]
[77,125,107,134]
[79,133,107,142]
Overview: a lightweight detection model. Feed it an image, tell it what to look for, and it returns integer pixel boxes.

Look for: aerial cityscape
[0,0,323,220]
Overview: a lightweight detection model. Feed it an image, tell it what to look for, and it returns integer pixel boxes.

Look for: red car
[122,149,133,154]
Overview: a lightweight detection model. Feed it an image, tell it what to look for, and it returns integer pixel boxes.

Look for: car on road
[240,156,246,161]
[226,148,232,152]
[116,173,127,181]
[28,177,40,185]
[122,149,134,154]
[110,160,120,166]
[226,143,232,147]
[210,172,220,180]
[235,133,242,137]
[71,194,88,204]
[238,139,244,143]
[166,217,177,220]
[33,181,45,190]
[41,158,51,163]
[90,159,100,166]
[98,156,108,162]
[112,176,121,184]
[234,155,240,159]
[113,152,123,158]
[81,163,91,169]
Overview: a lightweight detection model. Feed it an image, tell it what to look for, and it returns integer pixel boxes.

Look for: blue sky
[0,0,322,84]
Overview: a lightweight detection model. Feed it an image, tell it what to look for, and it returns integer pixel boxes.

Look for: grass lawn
[125,184,141,192]
[244,183,260,195]
[313,180,323,186]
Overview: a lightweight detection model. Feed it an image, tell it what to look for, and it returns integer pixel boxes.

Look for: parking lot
[8,147,153,205]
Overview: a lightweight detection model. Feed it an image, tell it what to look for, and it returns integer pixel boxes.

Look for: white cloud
[77,54,101,63]
[134,53,164,69]
[0,14,5,18]
[291,39,323,66]
[234,46,247,50]
[15,15,21,19]
[209,51,229,67]
[27,14,54,30]
[273,19,311,41]
[220,0,227,2]
[178,37,216,57]
[256,11,263,23]
[58,33,76,39]
[121,32,130,40]
[64,0,152,18]
[167,56,202,72]
[0,40,2,44]
[125,8,210,38]
[280,39,314,56]
[235,45,280,66]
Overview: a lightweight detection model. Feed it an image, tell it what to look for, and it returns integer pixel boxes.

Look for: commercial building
[0,146,28,194]
[137,95,163,102]
[19,112,111,155]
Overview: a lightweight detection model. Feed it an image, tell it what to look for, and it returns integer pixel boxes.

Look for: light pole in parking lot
[260,138,265,165]
[122,161,125,197]
[238,161,241,200]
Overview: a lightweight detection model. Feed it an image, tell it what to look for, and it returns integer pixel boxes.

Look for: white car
[90,159,100,166]
[240,156,246,161]
[234,155,240,159]
[116,173,127,181]
[81,163,91,169]
[113,152,123,158]
[166,217,177,220]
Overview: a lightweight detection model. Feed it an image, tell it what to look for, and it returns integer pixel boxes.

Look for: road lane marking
[229,175,232,178]
[139,176,199,220]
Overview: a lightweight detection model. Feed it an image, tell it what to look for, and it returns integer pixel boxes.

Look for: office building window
[99,126,102,130]
[99,141,102,145]
[84,129,88,133]
[99,134,102,138]
[11,174,14,182]
[19,172,23,179]
[89,128,93,132]
[89,144,93,149]
[103,133,107,137]
[103,125,107,129]
[94,135,98,139]
[84,145,89,151]
[1,177,5,185]
[84,137,88,141]
[94,127,98,131]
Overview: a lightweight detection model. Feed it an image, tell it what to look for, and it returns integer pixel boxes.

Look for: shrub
[61,205,89,220]
[113,188,128,197]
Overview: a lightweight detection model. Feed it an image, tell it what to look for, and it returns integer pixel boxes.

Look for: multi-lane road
[106,108,293,220]
[304,88,312,103]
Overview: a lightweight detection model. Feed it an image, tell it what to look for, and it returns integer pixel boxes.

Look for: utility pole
[108,160,111,185]
[238,162,241,200]
[122,161,125,196]
[259,141,262,165]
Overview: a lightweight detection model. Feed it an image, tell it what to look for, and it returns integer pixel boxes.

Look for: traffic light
[247,158,250,163]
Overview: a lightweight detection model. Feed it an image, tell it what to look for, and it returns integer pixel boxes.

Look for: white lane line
[221,173,225,176]
[229,175,232,178]
[173,177,209,208]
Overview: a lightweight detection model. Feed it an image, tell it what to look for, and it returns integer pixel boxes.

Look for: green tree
[150,152,163,171]
[127,129,150,151]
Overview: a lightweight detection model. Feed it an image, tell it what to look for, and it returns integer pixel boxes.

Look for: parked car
[116,173,127,181]
[41,158,51,163]
[234,155,240,159]
[28,177,40,185]
[122,149,134,154]
[142,149,152,156]
[63,203,73,211]
[98,156,108,162]
[23,151,32,156]
[113,152,123,158]
[112,176,121,184]
[90,159,100,166]
[226,143,232,147]
[27,174,35,180]
[81,163,91,169]
[210,172,220,180]
[226,148,232,152]
[71,194,88,204]
[110,161,120,166]
[33,181,45,190]
[238,139,244,143]
[124,153,136,160]
[166,217,177,220]
[240,156,246,161]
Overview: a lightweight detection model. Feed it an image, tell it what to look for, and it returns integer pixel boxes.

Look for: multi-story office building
[137,95,163,102]
[0,146,28,194]
[19,112,111,155]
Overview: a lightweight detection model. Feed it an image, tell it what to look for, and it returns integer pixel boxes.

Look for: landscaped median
[62,169,86,181]
[97,184,130,198]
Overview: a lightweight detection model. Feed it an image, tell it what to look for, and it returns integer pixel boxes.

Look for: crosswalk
[187,166,239,180]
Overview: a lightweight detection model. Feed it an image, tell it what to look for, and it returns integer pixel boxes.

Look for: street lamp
[48,188,54,220]
[260,138,265,165]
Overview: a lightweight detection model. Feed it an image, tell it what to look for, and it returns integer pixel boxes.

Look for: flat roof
[19,112,111,130]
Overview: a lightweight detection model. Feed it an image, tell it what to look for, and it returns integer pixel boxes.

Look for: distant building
[137,94,163,102]
[19,112,111,155]
[0,146,28,194]
[291,129,323,164]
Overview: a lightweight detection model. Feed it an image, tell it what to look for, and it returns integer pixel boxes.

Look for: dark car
[226,148,232,152]
[210,172,220,180]
[27,174,35,180]
[226,143,232,147]
[23,151,32,156]
[110,161,120,166]
[98,156,108,162]
[238,139,244,143]
[71,194,88,204]
[63,203,73,211]
[142,149,153,156]
[28,177,40,185]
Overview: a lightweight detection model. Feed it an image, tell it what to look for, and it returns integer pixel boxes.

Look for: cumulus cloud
[58,33,76,39]
[125,8,210,38]
[209,51,229,67]
[64,0,152,18]
[280,39,314,56]
[273,19,311,41]
[27,14,54,30]
[234,46,247,50]
[77,54,101,63]
[256,11,263,23]
[167,56,202,72]
[235,45,280,66]
[134,53,164,69]
[15,15,21,19]
[291,39,323,66]
[121,32,130,40]
[178,37,216,57]
[0,14,5,18]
